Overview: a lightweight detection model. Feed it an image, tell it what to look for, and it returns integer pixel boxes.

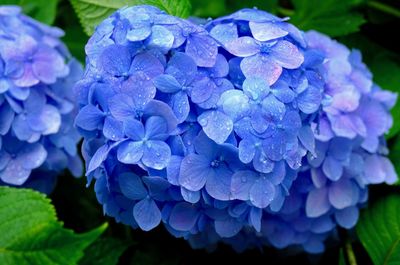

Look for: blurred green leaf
[389,136,400,183]
[0,0,58,24]
[79,237,129,265]
[70,0,191,36]
[62,26,89,63]
[339,249,346,265]
[191,0,226,17]
[290,0,366,37]
[357,194,400,265]
[0,186,107,265]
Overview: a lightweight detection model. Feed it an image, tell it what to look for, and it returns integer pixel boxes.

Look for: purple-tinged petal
[297,85,322,114]
[241,54,282,85]
[133,197,161,231]
[87,144,113,175]
[253,151,274,173]
[190,77,214,104]
[0,159,31,185]
[270,40,304,69]
[0,103,14,135]
[322,156,343,181]
[12,114,34,141]
[143,100,178,132]
[364,155,386,184]
[14,64,38,87]
[18,143,47,170]
[261,94,286,120]
[119,172,147,200]
[169,202,200,231]
[219,89,250,120]
[328,179,357,209]
[103,116,124,141]
[181,187,200,203]
[169,91,190,124]
[305,187,330,218]
[249,21,288,42]
[225,37,259,57]
[242,77,270,100]
[130,52,164,78]
[334,206,359,229]
[123,118,145,140]
[298,126,315,154]
[29,105,61,135]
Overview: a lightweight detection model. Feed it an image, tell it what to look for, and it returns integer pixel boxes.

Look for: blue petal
[241,54,282,85]
[130,52,164,78]
[328,178,357,209]
[249,21,288,41]
[28,105,61,135]
[230,170,258,200]
[103,116,124,141]
[142,176,171,198]
[179,153,212,191]
[153,74,182,93]
[118,172,147,200]
[225,37,259,57]
[169,202,199,231]
[123,118,145,140]
[322,156,343,181]
[208,54,229,78]
[186,33,218,67]
[145,116,168,140]
[215,217,243,238]
[12,114,34,141]
[334,206,359,229]
[169,91,190,124]
[198,110,233,144]
[167,52,197,80]
[193,131,218,158]
[75,105,104,131]
[305,187,330,218]
[270,40,304,69]
[18,143,47,170]
[126,25,152,42]
[108,94,136,121]
[253,151,274,173]
[297,85,322,114]
[262,134,286,161]
[145,25,174,53]
[261,94,286,121]
[181,187,201,203]
[271,82,295,103]
[242,77,270,101]
[166,155,183,185]
[190,77,214,104]
[133,198,161,231]
[298,126,315,154]
[205,165,232,201]
[117,141,144,164]
[143,100,178,132]
[87,144,112,174]
[121,74,156,106]
[209,23,238,45]
[99,44,132,76]
[142,140,171,170]
[0,159,31,185]
[249,207,262,232]
[238,139,256,163]
[249,176,275,208]
[0,103,14,135]
[218,90,250,120]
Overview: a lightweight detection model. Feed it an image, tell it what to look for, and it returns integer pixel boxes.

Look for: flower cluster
[75,6,397,253]
[0,6,83,190]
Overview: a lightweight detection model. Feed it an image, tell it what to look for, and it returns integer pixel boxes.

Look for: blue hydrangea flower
[75,5,397,255]
[0,6,83,189]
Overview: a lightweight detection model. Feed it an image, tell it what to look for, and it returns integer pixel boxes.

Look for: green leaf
[0,186,107,265]
[389,136,400,184]
[339,248,346,265]
[290,0,366,37]
[357,195,400,265]
[0,0,58,25]
[79,237,129,265]
[70,0,191,36]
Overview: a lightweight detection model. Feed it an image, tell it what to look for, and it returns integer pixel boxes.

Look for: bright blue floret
[75,5,397,254]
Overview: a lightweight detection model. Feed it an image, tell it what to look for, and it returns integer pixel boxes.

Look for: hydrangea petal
[119,172,147,200]
[133,197,161,231]
[169,202,199,231]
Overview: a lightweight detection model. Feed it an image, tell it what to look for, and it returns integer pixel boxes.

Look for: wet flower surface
[75,5,397,254]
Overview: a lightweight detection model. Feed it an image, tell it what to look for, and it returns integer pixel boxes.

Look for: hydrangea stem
[345,240,358,265]
[367,1,400,18]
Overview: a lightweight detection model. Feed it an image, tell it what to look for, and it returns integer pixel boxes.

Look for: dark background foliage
[2,0,399,264]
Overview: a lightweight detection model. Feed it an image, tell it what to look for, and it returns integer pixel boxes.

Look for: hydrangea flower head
[75,6,397,254]
[0,6,83,189]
